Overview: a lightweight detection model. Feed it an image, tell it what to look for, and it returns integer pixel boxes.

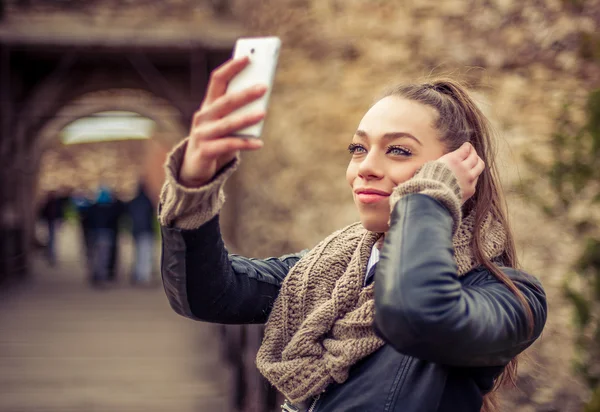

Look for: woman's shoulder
[462,265,545,294]
[462,265,548,339]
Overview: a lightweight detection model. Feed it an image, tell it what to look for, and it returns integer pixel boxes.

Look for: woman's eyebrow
[355,129,422,146]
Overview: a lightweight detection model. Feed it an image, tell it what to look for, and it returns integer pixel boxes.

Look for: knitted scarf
[255,212,507,404]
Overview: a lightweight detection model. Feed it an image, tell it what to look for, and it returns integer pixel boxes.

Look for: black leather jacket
[160,194,547,412]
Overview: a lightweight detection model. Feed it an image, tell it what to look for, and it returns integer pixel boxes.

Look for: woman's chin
[360,218,389,233]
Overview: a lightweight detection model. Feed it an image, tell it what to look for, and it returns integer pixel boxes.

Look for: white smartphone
[226,36,281,138]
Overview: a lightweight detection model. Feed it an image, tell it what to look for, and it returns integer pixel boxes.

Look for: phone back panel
[226,37,281,138]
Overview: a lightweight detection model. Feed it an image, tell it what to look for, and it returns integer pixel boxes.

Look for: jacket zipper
[281,401,299,412]
[307,395,321,412]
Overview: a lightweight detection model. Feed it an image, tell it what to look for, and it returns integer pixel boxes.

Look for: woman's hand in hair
[179,57,266,188]
[438,143,485,204]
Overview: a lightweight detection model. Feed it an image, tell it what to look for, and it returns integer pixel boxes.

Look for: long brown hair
[382,79,534,412]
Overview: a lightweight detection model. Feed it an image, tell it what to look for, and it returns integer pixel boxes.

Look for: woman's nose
[357,152,383,180]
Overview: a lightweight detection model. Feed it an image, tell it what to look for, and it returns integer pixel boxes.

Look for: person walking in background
[71,189,94,271]
[90,186,123,286]
[127,181,156,285]
[107,193,124,282]
[38,190,66,266]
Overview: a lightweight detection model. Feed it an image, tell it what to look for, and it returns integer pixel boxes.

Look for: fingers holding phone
[180,37,280,188]
[197,83,268,123]
[201,56,253,107]
[180,58,265,187]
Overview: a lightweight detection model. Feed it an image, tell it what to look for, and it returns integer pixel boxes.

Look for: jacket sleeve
[374,193,547,367]
[161,215,306,324]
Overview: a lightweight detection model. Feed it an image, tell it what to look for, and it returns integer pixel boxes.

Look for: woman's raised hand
[179,57,267,187]
[438,142,485,204]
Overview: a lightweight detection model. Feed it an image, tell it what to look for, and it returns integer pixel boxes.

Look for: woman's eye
[348,143,366,155]
[387,146,412,157]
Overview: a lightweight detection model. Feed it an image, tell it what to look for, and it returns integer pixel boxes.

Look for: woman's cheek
[391,166,421,186]
[346,163,357,187]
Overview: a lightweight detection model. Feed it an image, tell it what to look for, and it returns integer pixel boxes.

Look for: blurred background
[1,0,600,411]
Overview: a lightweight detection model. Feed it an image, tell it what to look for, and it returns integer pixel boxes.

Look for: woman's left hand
[438,142,485,204]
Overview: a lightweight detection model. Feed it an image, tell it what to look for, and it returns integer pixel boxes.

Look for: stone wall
[219,0,600,410]
[1,0,241,47]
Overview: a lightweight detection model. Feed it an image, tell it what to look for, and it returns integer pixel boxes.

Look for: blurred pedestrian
[71,190,94,271]
[127,181,156,285]
[38,190,66,266]
[90,186,123,285]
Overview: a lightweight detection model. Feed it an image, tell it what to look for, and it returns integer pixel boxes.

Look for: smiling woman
[156,57,547,412]
[346,97,446,233]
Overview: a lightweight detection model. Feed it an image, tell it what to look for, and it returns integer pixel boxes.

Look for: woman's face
[346,96,447,232]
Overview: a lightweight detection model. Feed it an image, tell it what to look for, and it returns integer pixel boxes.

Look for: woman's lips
[356,193,390,204]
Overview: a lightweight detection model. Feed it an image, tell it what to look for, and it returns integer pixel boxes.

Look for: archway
[27,88,187,261]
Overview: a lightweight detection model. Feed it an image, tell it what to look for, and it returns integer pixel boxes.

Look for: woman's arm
[374,187,547,367]
[159,138,304,324]
[158,57,297,324]
[161,215,305,324]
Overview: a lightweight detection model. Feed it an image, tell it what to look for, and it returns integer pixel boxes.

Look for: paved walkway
[0,224,230,412]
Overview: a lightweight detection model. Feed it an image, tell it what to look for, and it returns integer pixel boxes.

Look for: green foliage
[523,89,600,410]
[564,278,591,327]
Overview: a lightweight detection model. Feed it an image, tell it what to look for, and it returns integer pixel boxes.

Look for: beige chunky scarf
[255,212,507,404]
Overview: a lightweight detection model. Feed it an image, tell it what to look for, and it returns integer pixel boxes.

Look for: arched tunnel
[0,11,277,411]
